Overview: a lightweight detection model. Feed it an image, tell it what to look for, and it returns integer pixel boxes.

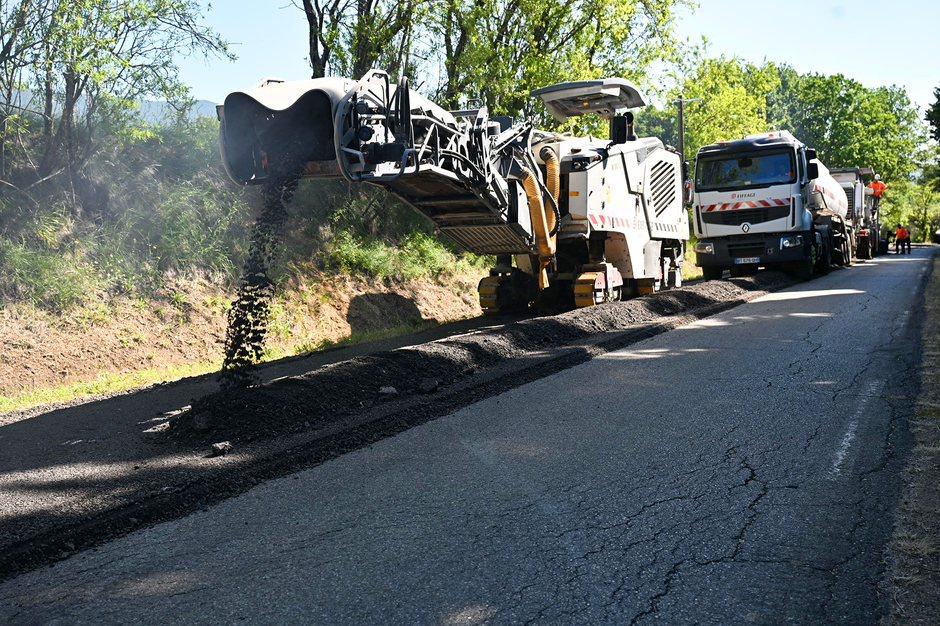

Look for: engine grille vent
[649,160,677,216]
[701,205,789,226]
[844,187,855,211]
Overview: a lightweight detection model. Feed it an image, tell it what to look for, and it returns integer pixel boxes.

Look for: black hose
[438,149,487,182]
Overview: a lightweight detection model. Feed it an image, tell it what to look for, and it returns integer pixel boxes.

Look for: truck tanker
[691,130,850,280]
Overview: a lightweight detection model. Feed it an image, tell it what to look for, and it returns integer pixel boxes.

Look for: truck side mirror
[807,162,819,179]
[610,116,628,144]
[806,148,817,161]
[682,161,693,205]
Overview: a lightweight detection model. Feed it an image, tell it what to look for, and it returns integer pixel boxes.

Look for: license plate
[734,257,760,264]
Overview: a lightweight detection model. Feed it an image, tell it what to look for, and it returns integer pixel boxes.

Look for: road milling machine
[217,71,689,312]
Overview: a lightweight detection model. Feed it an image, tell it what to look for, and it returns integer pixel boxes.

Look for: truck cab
[692,130,849,280]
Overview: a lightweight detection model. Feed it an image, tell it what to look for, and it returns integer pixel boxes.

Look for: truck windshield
[695,150,796,192]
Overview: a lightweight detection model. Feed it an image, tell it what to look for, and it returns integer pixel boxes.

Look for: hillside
[0,268,484,411]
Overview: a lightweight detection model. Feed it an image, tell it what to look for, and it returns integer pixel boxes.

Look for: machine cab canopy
[530,78,646,123]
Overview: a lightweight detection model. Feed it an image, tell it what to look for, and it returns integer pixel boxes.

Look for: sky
[177,0,939,114]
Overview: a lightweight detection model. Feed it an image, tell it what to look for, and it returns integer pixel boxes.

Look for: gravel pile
[170,272,794,446]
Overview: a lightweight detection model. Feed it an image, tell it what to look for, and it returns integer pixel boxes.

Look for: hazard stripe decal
[702,198,790,212]
[588,214,638,230]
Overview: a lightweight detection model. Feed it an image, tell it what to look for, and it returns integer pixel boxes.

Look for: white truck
[691,130,850,280]
[830,167,881,259]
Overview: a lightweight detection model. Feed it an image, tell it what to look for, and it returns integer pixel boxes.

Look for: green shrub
[398,231,449,279]
[327,230,396,277]
[326,229,490,280]
[0,239,99,310]
[149,180,244,276]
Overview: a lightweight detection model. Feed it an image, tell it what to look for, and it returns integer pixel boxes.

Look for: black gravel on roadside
[171,272,794,446]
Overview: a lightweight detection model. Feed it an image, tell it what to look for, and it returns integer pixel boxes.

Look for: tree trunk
[351,0,375,80]
[302,0,329,78]
[43,52,54,142]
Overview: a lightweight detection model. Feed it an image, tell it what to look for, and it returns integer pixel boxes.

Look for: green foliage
[0,238,98,310]
[327,230,396,277]
[888,183,940,242]
[644,55,778,161]
[426,0,692,120]
[90,116,254,283]
[146,180,244,276]
[766,67,924,181]
[926,86,940,142]
[327,229,488,281]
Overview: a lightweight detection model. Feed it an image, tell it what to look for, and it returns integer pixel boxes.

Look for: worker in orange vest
[869,174,887,210]
[895,224,911,254]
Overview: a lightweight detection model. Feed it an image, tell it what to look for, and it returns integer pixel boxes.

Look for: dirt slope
[0,270,482,397]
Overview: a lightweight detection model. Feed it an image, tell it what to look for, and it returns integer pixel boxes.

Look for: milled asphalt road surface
[0,250,931,625]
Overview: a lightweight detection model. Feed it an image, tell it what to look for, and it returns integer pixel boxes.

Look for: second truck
[691,130,851,280]
[830,166,882,259]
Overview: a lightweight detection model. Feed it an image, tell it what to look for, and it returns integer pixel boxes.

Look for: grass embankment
[0,319,450,414]
[0,360,218,414]
[0,231,489,414]
[0,230,705,415]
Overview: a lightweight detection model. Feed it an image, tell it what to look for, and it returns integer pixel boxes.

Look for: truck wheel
[832,240,844,266]
[816,242,831,275]
[842,238,853,267]
[857,238,870,260]
[794,259,813,281]
[702,266,724,281]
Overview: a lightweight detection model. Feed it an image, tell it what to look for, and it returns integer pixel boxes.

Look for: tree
[300,0,692,121]
[427,0,691,118]
[0,1,59,187]
[766,68,924,182]
[300,0,418,80]
[926,85,940,142]
[641,54,777,161]
[911,184,939,242]
[31,0,232,192]
[924,87,940,193]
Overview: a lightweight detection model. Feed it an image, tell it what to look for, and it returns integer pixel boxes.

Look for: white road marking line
[829,380,883,478]
[895,310,911,330]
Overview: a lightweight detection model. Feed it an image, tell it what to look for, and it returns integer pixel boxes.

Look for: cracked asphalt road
[0,250,931,625]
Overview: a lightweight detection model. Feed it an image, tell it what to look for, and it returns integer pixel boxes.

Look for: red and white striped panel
[589,215,634,229]
[814,185,848,212]
[701,198,789,212]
